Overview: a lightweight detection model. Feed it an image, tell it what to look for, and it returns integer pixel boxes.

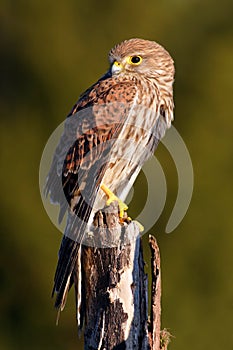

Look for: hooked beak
[111,61,123,74]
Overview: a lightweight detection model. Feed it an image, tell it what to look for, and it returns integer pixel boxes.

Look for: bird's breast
[92,104,159,213]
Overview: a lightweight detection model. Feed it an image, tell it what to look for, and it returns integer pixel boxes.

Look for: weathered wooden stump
[78,202,163,350]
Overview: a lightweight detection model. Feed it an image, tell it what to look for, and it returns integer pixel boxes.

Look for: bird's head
[108,38,175,86]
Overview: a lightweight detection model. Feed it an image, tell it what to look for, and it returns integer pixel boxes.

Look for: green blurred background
[1,0,233,349]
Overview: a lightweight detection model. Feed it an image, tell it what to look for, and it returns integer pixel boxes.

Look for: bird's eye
[128,55,143,65]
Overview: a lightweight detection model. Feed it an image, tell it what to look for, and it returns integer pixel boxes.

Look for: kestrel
[45,38,175,323]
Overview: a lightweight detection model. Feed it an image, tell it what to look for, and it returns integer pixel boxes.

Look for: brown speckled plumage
[45,38,175,323]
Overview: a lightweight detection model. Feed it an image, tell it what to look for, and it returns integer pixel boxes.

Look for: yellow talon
[100,184,128,218]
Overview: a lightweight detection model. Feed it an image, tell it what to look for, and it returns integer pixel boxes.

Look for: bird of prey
[45,38,175,325]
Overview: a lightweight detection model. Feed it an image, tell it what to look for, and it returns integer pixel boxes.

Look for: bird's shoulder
[68,75,139,117]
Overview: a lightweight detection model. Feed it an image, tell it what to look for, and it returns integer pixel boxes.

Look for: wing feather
[45,74,138,318]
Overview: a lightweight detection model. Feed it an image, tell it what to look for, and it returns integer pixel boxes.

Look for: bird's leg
[100,184,128,218]
[100,184,144,231]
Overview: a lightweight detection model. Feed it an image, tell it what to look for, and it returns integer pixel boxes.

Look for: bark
[81,202,164,350]
[148,235,161,350]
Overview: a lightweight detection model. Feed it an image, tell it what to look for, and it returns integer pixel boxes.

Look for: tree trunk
[81,202,162,350]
